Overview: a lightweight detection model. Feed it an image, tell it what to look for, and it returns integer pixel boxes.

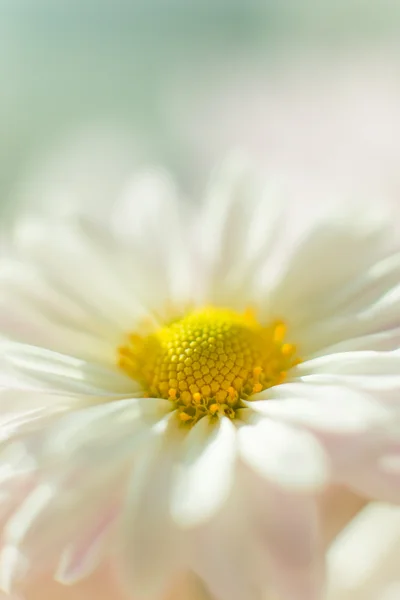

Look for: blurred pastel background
[1,0,400,221]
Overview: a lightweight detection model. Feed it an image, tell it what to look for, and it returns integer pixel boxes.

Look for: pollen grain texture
[118,307,299,425]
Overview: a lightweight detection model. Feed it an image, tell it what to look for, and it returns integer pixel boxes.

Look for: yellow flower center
[118,307,299,425]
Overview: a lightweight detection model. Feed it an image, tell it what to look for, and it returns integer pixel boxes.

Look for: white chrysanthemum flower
[1,158,400,600]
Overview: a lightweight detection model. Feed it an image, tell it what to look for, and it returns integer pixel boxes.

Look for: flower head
[1,157,400,600]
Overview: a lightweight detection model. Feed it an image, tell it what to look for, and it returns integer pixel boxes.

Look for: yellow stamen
[273,322,287,343]
[118,307,300,427]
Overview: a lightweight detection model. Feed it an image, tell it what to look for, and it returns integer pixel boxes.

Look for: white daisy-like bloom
[1,157,400,600]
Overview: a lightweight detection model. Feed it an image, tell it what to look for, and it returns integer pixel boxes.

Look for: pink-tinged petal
[238,418,328,490]
[243,468,324,600]
[346,452,400,503]
[0,442,37,523]
[327,503,400,598]
[56,503,119,585]
[170,416,237,527]
[0,399,170,583]
[1,470,124,580]
[264,496,324,600]
[190,482,266,600]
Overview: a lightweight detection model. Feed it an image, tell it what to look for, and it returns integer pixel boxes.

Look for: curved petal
[189,481,266,600]
[119,418,183,600]
[0,398,170,592]
[264,207,390,328]
[238,417,328,490]
[246,471,324,600]
[0,258,119,363]
[347,453,400,503]
[0,389,83,444]
[200,154,284,309]
[112,170,194,308]
[246,387,395,478]
[294,288,400,356]
[55,502,119,585]
[248,391,390,435]
[40,397,172,462]
[170,416,237,527]
[297,350,400,377]
[0,481,119,592]
[311,327,400,355]
[1,341,138,396]
[12,217,148,335]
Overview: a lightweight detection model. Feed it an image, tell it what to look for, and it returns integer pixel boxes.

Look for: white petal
[112,170,194,307]
[170,416,237,527]
[1,341,137,396]
[40,397,172,462]
[297,350,400,377]
[298,373,400,400]
[13,217,144,334]
[312,327,400,355]
[190,483,266,600]
[0,389,82,443]
[264,209,389,327]
[295,287,400,355]
[250,383,391,434]
[331,250,400,318]
[0,545,29,594]
[245,391,395,477]
[0,258,119,362]
[296,249,400,339]
[200,154,284,308]
[238,418,328,490]
[120,421,182,600]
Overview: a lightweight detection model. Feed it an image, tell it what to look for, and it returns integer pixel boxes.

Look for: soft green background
[1,1,400,215]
